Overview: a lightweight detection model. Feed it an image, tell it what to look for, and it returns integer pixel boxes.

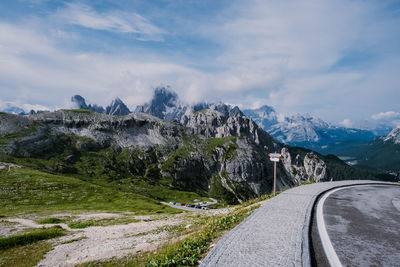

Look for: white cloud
[371,111,400,120]
[0,0,399,125]
[195,0,400,122]
[340,119,353,128]
[54,3,166,41]
[0,23,190,109]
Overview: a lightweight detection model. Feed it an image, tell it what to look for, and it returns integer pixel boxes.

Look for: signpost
[268,153,282,196]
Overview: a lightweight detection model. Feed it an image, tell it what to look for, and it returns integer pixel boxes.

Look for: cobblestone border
[200,180,396,267]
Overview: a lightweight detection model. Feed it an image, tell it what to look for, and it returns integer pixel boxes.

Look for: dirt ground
[1,207,235,267]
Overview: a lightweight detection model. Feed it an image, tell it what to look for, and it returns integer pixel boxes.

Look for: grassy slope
[0,240,53,267]
[0,167,180,216]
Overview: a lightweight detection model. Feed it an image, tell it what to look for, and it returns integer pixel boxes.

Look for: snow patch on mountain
[383,126,400,144]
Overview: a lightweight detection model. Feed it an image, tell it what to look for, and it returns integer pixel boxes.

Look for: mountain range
[1,89,392,205]
[242,105,378,155]
[1,87,398,174]
[1,88,395,148]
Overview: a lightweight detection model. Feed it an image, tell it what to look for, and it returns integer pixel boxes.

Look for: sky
[0,0,399,127]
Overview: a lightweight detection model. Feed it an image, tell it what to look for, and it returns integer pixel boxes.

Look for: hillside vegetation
[0,166,181,216]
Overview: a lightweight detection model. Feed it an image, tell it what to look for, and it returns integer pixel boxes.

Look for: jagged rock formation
[281,147,328,184]
[135,87,180,119]
[71,95,131,115]
[105,98,130,116]
[135,86,208,124]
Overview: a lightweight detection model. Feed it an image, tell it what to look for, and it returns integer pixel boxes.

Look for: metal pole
[273,161,276,196]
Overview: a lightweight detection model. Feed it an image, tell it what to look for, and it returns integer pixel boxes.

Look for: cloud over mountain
[0,0,399,125]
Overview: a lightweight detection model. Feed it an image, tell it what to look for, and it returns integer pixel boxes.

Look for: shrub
[39,217,63,224]
[68,221,95,229]
[0,226,64,250]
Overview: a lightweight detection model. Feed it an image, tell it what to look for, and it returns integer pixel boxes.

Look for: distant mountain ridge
[338,126,400,172]
[242,105,377,154]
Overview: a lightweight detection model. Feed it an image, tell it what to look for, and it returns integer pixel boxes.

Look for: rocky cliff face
[281,147,328,184]
[0,104,341,203]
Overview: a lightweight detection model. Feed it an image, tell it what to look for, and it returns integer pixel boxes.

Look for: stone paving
[200,180,395,267]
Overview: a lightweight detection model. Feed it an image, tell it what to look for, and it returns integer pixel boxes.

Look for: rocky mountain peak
[71,95,105,113]
[105,97,130,116]
[71,95,88,109]
[153,86,178,106]
[135,86,180,119]
[383,126,400,144]
[285,113,329,128]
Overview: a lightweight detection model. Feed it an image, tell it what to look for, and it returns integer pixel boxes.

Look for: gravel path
[36,217,183,267]
[201,180,396,267]
[2,205,235,266]
[2,213,184,267]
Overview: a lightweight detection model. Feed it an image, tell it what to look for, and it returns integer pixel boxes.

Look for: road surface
[315,185,400,266]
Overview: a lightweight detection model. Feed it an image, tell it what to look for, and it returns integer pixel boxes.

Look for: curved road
[201,181,397,267]
[316,185,400,266]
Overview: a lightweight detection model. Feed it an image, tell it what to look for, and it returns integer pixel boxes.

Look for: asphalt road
[316,185,400,266]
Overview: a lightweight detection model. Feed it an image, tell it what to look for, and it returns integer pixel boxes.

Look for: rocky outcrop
[303,153,327,182]
[0,113,35,136]
[281,147,328,184]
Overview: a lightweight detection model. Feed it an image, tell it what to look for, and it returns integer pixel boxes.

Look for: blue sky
[0,0,400,127]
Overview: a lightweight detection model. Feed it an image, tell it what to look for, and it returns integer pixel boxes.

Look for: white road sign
[269,153,282,158]
[270,158,280,162]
